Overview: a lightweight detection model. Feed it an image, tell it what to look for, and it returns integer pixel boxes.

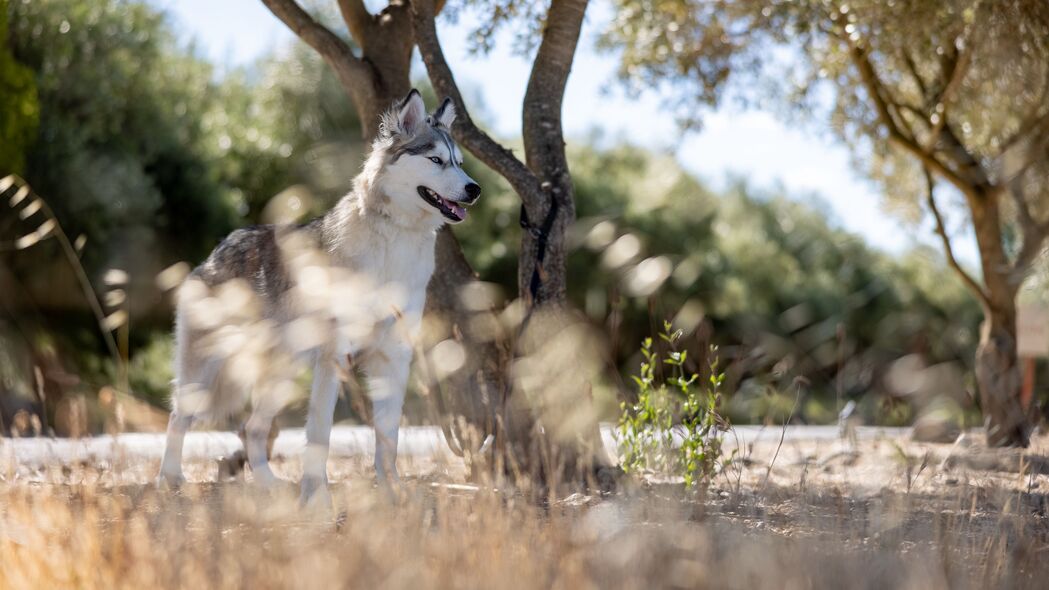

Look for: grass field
[2,430,1049,589]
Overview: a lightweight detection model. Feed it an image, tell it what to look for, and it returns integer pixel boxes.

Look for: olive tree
[603,0,1049,446]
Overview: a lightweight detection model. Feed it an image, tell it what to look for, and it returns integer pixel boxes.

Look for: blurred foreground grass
[3,433,1049,589]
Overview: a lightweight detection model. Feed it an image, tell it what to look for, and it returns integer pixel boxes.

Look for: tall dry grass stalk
[1,174,128,388]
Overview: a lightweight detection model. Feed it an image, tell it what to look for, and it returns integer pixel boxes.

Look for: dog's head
[375,90,480,226]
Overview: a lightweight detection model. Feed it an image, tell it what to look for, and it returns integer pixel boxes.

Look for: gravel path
[0,425,910,468]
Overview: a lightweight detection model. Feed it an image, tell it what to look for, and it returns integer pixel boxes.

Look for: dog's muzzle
[417,186,469,223]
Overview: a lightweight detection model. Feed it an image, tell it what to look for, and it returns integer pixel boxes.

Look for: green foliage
[601,0,1049,258]
[677,342,729,488]
[6,0,239,279]
[215,42,363,222]
[617,335,674,477]
[1,0,366,413]
[0,7,38,174]
[458,142,982,424]
[0,0,991,429]
[617,322,731,488]
[448,0,546,56]
[4,0,361,283]
[127,333,173,406]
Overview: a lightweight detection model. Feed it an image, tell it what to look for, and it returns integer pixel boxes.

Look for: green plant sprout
[617,321,733,488]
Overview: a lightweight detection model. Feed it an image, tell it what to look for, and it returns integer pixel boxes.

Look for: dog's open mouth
[417,186,468,222]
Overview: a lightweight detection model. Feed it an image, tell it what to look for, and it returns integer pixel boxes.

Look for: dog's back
[190,220,324,307]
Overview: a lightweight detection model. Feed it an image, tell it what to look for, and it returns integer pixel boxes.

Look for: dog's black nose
[465,183,481,203]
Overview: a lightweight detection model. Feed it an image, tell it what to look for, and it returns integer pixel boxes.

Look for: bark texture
[517,0,586,307]
[969,192,1029,446]
[976,307,1027,447]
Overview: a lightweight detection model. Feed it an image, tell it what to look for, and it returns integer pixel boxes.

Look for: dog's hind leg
[157,411,193,488]
[158,301,218,487]
[245,385,283,487]
[157,335,220,488]
[229,417,278,479]
[299,353,342,507]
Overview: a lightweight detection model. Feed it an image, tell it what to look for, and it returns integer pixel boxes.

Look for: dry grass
[3,433,1049,589]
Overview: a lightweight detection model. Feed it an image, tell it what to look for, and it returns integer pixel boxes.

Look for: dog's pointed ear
[396,89,426,135]
[433,97,457,128]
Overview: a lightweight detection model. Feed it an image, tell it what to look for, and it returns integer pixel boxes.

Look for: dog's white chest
[357,230,435,296]
[328,226,435,352]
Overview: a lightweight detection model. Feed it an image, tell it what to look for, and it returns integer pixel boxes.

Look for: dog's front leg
[362,342,411,487]
[299,353,342,509]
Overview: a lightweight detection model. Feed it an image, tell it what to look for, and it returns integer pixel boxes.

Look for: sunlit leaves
[601,0,1049,240]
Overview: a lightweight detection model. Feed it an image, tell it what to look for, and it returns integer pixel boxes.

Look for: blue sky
[152,0,979,265]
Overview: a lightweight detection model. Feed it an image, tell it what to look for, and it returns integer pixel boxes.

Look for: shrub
[616,322,732,487]
[127,334,174,407]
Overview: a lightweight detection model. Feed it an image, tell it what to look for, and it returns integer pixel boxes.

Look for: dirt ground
[729,426,1049,494]
[2,428,1049,589]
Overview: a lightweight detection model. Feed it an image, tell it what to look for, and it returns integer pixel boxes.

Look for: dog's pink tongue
[450,202,466,220]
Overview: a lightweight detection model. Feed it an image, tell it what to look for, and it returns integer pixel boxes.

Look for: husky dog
[156,90,479,506]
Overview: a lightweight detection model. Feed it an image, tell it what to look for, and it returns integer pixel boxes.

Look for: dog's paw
[250,467,280,488]
[373,473,404,504]
[374,465,401,487]
[298,476,330,504]
[299,477,334,521]
[154,471,185,490]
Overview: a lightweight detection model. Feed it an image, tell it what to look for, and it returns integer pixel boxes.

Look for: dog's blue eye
[429,156,443,165]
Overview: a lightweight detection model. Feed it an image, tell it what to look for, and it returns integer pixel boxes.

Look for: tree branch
[899,33,993,196]
[410,0,543,204]
[923,167,993,309]
[916,44,970,154]
[337,0,373,42]
[521,0,588,176]
[931,41,970,110]
[1000,106,1049,165]
[846,40,978,198]
[998,72,1049,185]
[261,0,365,78]
[901,50,927,98]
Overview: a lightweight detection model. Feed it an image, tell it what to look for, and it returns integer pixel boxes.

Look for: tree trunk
[420,228,506,458]
[517,0,585,307]
[500,0,614,492]
[970,193,1030,447]
[409,0,617,492]
[976,304,1028,446]
[335,4,414,138]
